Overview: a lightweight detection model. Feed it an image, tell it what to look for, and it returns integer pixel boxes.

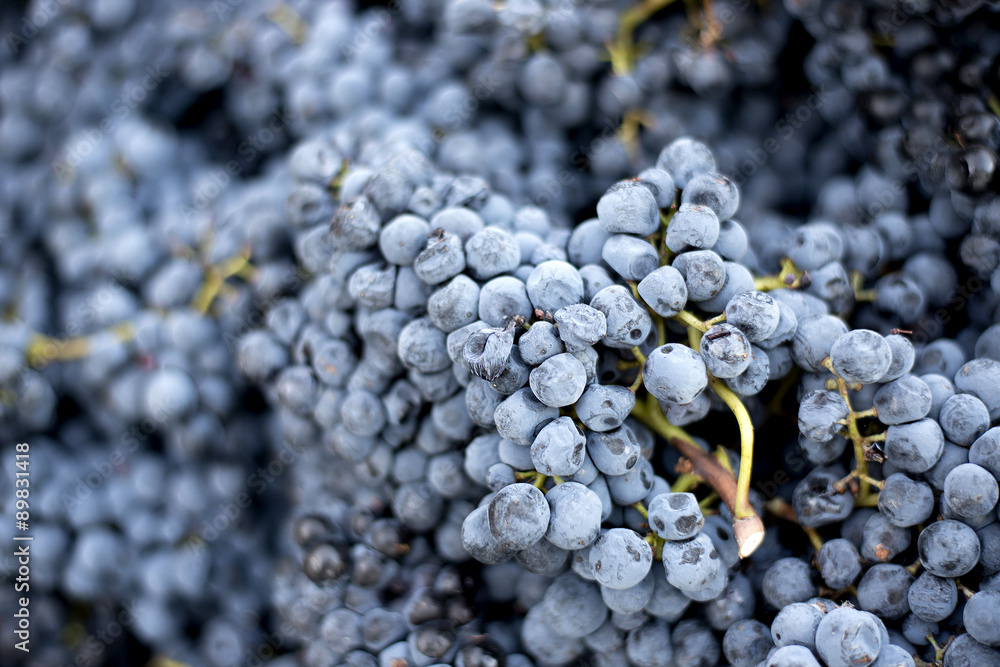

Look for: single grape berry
[589,528,653,590]
[487,483,550,551]
[643,344,709,404]
[647,492,704,541]
[829,329,892,384]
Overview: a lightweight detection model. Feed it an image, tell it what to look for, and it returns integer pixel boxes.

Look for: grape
[493,387,559,445]
[724,344,770,396]
[798,390,850,442]
[908,572,958,623]
[944,633,1000,666]
[237,331,288,383]
[793,471,854,528]
[488,483,550,551]
[600,573,655,614]
[712,219,749,262]
[545,481,602,550]
[517,321,564,366]
[917,520,981,578]
[923,373,957,420]
[643,343,709,404]
[830,329,892,384]
[939,393,991,446]
[589,528,653,590]
[815,606,884,667]
[672,250,726,301]
[724,290,780,342]
[590,285,652,349]
[943,463,999,519]
[398,318,452,373]
[700,323,752,378]
[964,591,1000,648]
[924,441,970,492]
[647,492,704,541]
[786,223,843,271]
[531,416,586,476]
[856,564,913,620]
[395,481,445,531]
[698,262,756,313]
[607,457,654,505]
[862,513,912,563]
[486,462,517,491]
[761,558,817,609]
[672,619,720,666]
[873,375,932,425]
[602,234,660,281]
[478,276,533,327]
[597,180,660,236]
[877,473,935,528]
[526,260,584,314]
[816,539,863,590]
[661,532,722,594]
[575,384,635,432]
[971,427,1000,482]
[901,613,938,648]
[520,604,585,664]
[568,220,612,267]
[625,619,674,666]
[637,168,676,208]
[427,274,480,332]
[464,227,521,279]
[884,418,945,474]
[432,206,486,240]
[770,602,823,649]
[766,645,822,666]
[666,203,721,252]
[516,535,570,575]
[681,172,740,222]
[955,359,1000,421]
[657,138,716,188]
[722,619,773,667]
[587,425,641,476]
[379,214,432,266]
[553,303,608,352]
[637,266,688,318]
[644,569,691,623]
[304,543,348,583]
[529,353,588,407]
[872,644,917,667]
[792,314,849,372]
[979,524,1000,576]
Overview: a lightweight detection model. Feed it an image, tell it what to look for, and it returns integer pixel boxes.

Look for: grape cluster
[271,493,523,667]
[245,120,959,665]
[783,0,1000,334]
[783,333,1000,665]
[0,3,311,664]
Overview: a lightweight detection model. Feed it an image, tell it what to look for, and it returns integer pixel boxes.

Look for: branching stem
[631,394,764,557]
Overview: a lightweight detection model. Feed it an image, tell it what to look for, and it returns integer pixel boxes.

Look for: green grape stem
[631,394,765,557]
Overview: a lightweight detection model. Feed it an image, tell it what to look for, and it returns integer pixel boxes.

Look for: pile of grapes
[3,1,1000,666]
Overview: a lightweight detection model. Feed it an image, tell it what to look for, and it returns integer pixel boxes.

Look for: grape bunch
[244,120,954,665]
[0,425,281,667]
[783,0,1000,327]
[242,93,1000,662]
[0,4,313,664]
[783,334,1000,665]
